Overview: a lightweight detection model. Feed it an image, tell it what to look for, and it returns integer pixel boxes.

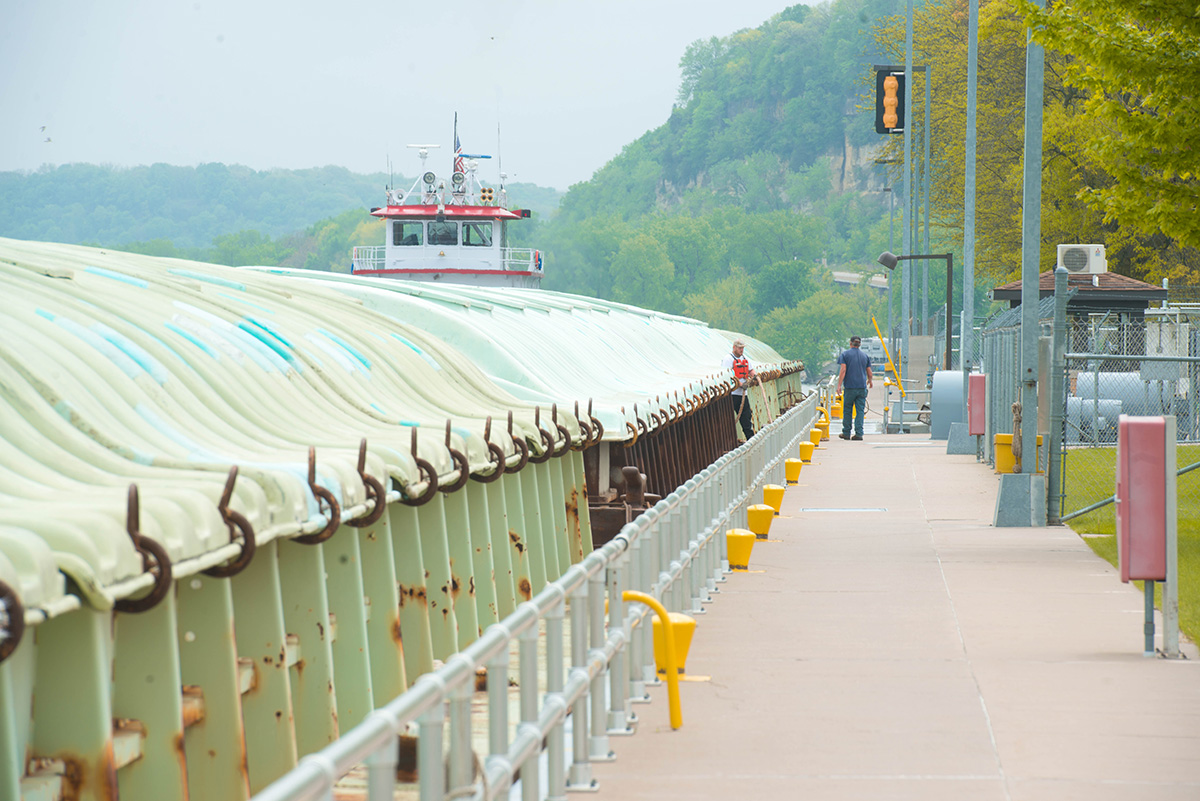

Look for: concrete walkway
[590,398,1200,800]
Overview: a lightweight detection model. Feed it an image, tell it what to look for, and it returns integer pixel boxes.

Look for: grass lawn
[1061,445,1200,646]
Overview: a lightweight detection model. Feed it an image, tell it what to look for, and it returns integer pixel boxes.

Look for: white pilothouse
[351,143,543,288]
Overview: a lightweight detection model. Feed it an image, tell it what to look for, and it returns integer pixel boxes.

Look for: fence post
[1048,266,1069,524]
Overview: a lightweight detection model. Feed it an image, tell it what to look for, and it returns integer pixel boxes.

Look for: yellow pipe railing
[622,591,683,729]
[871,316,905,399]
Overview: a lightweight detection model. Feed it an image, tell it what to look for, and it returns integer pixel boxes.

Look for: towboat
[350,144,543,288]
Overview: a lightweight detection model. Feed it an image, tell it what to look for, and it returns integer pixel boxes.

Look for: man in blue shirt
[835,335,873,440]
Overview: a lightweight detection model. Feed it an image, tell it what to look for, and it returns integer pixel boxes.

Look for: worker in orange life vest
[720,338,757,440]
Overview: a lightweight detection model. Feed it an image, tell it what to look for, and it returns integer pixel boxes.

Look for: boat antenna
[407,143,440,175]
[496,121,503,189]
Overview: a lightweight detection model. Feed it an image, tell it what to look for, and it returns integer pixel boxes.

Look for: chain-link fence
[979,297,1057,468]
[1059,308,1200,527]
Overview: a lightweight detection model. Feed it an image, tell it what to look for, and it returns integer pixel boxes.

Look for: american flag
[454,132,464,174]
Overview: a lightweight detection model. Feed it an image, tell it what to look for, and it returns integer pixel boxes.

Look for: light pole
[878,250,953,370]
[883,187,895,343]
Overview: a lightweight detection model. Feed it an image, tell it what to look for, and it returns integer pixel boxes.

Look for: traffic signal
[875,70,905,134]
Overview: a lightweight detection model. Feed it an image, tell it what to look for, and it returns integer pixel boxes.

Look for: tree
[1018,0,1200,250]
[872,0,1200,287]
[609,234,677,312]
[754,289,863,375]
[682,267,758,334]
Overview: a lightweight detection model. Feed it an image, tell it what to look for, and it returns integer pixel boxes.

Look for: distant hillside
[0,162,562,250]
[538,0,902,375]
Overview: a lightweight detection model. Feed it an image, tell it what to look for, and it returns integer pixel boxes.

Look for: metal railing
[351,246,541,274]
[351,245,385,271]
[501,248,540,273]
[252,384,825,801]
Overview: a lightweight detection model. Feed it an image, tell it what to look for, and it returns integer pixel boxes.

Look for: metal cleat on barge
[350,142,543,288]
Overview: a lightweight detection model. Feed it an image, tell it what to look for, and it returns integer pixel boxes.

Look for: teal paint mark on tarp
[84,266,149,288]
[92,322,169,384]
[237,320,295,365]
[317,328,371,370]
[38,309,143,380]
[390,332,442,371]
[168,269,245,291]
[244,316,293,348]
[164,322,220,359]
[218,292,276,315]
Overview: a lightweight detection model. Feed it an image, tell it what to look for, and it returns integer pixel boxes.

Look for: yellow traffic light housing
[874,70,905,134]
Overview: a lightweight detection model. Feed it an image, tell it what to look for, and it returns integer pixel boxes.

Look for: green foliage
[0,163,397,249]
[872,0,1200,287]
[1019,0,1200,252]
[537,0,904,375]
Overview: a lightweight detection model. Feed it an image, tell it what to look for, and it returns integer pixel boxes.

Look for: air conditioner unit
[1057,244,1107,274]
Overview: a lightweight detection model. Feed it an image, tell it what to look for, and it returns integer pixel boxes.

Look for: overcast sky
[0,1,804,191]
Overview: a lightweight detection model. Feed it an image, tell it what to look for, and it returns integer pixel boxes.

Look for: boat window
[462,221,493,247]
[393,221,423,246]
[428,221,458,246]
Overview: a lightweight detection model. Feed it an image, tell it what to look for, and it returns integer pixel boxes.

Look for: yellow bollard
[798,440,815,463]
[785,458,803,484]
[816,421,830,441]
[993,433,1043,474]
[623,591,683,729]
[726,528,756,570]
[763,484,784,515]
[651,613,696,676]
[831,400,843,419]
[747,503,774,539]
[809,428,823,449]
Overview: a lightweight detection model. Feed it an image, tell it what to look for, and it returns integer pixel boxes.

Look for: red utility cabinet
[1115,415,1167,583]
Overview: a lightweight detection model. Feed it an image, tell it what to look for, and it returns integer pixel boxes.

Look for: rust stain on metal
[181,685,205,728]
[57,747,118,801]
[566,488,583,558]
[508,530,525,554]
[396,734,419,783]
[518,577,532,600]
[173,732,189,788]
[391,619,403,645]
[468,576,475,597]
[294,659,306,677]
[449,576,461,602]
[316,620,325,640]
[238,724,250,789]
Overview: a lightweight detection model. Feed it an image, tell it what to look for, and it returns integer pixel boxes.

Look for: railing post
[417,701,445,801]
[606,556,633,735]
[715,458,730,580]
[566,582,596,789]
[639,524,659,688]
[587,569,613,762]
[627,534,649,703]
[519,620,540,801]
[545,594,567,801]
[365,723,399,801]
[485,638,510,785]
[446,661,474,798]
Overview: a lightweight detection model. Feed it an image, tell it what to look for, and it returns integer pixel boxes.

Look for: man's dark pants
[842,386,868,437]
[730,393,753,440]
